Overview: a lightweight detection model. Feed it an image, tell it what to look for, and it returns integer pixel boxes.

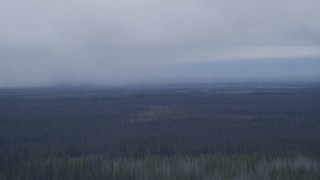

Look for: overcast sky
[0,0,320,87]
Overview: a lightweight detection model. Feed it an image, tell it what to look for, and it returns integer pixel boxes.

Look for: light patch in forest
[129,105,175,122]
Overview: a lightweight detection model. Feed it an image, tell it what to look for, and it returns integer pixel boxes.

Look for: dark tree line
[1,84,320,179]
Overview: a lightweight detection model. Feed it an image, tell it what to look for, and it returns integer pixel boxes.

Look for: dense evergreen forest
[1,83,320,179]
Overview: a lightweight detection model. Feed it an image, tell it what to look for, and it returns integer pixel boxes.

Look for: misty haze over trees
[1,0,320,179]
[0,0,320,87]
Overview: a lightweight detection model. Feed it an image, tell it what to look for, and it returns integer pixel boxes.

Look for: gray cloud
[0,0,320,86]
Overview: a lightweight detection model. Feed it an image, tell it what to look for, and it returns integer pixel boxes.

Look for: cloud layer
[0,0,320,86]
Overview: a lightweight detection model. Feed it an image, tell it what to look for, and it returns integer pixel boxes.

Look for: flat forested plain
[1,82,320,179]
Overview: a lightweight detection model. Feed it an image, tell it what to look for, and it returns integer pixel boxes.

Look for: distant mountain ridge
[140,57,320,83]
